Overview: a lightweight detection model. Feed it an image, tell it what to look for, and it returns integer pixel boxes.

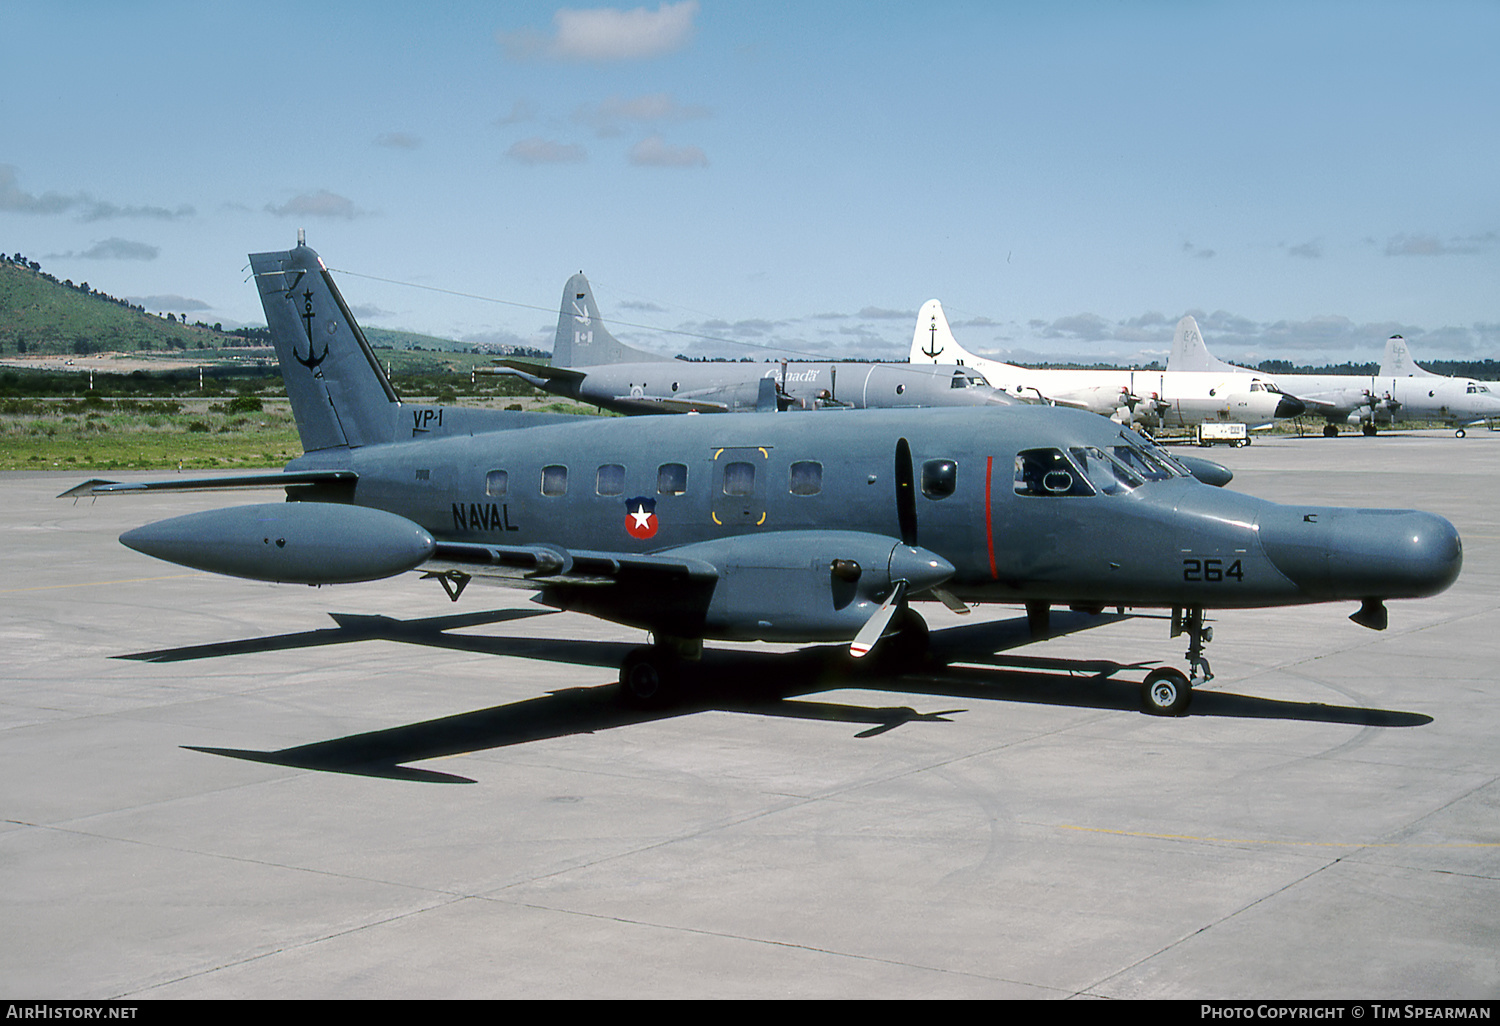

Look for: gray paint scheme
[76,243,1464,712]
[496,271,1017,415]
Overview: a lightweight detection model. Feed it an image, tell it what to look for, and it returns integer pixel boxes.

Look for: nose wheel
[1142,607,1214,715]
[1141,667,1191,716]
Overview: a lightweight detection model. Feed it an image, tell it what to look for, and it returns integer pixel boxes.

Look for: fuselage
[517,359,1013,414]
[289,404,1460,614]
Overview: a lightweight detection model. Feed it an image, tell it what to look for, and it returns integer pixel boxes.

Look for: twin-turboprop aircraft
[495,272,1014,414]
[66,241,1462,716]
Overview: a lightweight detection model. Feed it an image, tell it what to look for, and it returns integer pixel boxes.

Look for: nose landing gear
[1142,607,1213,716]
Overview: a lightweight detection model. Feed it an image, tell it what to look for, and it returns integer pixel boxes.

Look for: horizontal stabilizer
[490,358,586,383]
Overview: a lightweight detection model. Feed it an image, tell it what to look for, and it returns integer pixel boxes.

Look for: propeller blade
[850,580,907,658]
[932,587,970,615]
[894,437,917,547]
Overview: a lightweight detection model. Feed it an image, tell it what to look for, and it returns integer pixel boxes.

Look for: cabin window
[596,464,625,496]
[789,461,822,496]
[1014,448,1094,497]
[722,461,755,497]
[485,470,508,497]
[921,459,958,499]
[658,463,688,495]
[541,465,568,497]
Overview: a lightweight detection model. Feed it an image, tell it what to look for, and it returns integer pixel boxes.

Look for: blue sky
[3,1,1496,366]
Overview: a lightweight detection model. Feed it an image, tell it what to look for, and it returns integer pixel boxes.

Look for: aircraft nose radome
[1274,395,1306,418]
[1257,508,1462,601]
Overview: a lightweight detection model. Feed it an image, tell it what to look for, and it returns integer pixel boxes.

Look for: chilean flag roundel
[625,496,658,540]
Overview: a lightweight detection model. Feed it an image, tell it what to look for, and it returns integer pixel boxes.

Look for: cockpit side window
[1014,448,1094,497]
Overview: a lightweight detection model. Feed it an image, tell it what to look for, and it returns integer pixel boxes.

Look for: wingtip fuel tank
[121,503,436,585]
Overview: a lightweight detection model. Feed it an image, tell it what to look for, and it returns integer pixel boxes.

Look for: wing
[60,469,357,499]
[605,394,731,414]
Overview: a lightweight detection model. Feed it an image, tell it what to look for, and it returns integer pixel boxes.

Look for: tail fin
[249,241,401,452]
[552,272,658,368]
[910,299,973,365]
[1168,315,1242,374]
[1380,334,1438,378]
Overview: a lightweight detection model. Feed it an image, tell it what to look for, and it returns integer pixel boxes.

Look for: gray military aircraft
[65,241,1463,717]
[493,272,1015,414]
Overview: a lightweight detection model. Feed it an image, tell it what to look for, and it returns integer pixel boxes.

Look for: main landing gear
[617,612,933,708]
[618,636,701,708]
[1141,607,1214,716]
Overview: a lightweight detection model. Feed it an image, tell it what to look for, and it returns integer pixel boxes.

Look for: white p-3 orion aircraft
[64,241,1462,716]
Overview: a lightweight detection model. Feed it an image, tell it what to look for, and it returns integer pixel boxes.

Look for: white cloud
[0,164,192,221]
[374,132,421,150]
[499,2,699,62]
[130,293,208,311]
[76,238,159,261]
[264,190,363,219]
[494,99,539,126]
[575,92,710,136]
[507,138,587,165]
[1385,232,1496,257]
[629,134,707,168]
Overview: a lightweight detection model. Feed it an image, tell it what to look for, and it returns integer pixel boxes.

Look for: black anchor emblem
[921,318,943,359]
[295,289,329,375]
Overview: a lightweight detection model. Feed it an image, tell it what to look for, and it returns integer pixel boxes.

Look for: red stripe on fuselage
[985,456,997,579]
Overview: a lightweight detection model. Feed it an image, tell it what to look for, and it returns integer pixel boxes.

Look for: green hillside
[0,256,231,355]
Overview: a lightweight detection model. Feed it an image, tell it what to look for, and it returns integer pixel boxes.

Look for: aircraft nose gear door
[711,446,770,527]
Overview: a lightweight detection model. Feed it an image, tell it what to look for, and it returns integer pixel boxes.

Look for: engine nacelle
[661,530,953,641]
[120,502,435,584]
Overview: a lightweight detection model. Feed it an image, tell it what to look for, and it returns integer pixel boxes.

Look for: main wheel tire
[1141,667,1192,716]
[619,646,680,707]
[879,608,930,672]
[1323,424,1338,438]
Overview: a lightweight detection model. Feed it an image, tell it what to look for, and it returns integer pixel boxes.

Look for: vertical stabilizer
[250,243,401,452]
[552,272,659,368]
[910,300,971,365]
[1168,316,1243,374]
[1380,335,1438,378]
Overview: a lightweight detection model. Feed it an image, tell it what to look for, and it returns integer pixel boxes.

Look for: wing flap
[425,540,718,588]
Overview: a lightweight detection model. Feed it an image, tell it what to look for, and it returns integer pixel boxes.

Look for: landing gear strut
[1142,607,1213,716]
[618,636,701,708]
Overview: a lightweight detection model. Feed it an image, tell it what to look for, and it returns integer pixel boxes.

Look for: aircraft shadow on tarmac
[116,607,1433,784]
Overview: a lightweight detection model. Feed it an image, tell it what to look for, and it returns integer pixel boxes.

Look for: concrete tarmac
[3,429,1497,999]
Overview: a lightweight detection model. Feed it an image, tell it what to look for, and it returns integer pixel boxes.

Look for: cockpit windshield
[950,369,991,388]
[1015,435,1185,498]
[1070,446,1144,494]
[1107,443,1178,482]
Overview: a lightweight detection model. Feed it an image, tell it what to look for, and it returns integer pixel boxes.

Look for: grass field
[0,393,598,471]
